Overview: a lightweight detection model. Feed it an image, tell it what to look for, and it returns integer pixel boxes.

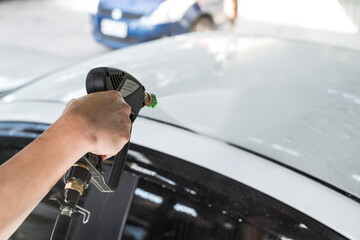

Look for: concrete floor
[0,0,109,91]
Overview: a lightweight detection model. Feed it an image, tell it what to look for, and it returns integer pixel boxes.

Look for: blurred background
[0,0,359,94]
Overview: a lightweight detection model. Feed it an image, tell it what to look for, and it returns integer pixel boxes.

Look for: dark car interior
[0,122,347,240]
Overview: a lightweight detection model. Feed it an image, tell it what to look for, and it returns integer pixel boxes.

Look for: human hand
[61,90,132,159]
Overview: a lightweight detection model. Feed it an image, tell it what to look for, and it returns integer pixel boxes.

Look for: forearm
[0,91,131,239]
[0,115,91,239]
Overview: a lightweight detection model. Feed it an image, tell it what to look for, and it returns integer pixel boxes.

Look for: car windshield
[0,126,348,240]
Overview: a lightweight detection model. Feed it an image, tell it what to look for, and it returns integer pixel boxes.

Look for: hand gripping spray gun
[50,67,157,240]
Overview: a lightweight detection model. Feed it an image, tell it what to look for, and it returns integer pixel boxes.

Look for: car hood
[99,0,165,15]
[1,31,360,200]
[0,101,64,124]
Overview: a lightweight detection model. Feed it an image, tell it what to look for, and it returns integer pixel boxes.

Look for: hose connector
[144,92,157,108]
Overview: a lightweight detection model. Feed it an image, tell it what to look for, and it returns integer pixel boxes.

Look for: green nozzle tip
[145,93,157,108]
[148,94,157,108]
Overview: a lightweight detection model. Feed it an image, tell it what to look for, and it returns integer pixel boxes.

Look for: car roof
[2,31,360,200]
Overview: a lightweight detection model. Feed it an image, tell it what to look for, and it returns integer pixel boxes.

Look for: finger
[122,103,132,116]
[103,152,117,160]
[108,90,123,100]
[65,98,77,108]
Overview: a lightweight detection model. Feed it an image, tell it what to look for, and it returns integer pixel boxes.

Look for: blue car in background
[91,0,226,48]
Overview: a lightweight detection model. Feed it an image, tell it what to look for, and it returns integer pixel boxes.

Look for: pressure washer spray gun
[49,67,157,240]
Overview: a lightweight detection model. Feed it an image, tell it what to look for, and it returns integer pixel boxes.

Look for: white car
[1,31,359,240]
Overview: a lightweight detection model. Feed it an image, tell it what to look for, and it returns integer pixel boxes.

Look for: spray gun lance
[50,67,156,240]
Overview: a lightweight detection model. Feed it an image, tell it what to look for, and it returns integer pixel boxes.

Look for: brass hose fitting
[65,180,85,195]
[74,163,89,170]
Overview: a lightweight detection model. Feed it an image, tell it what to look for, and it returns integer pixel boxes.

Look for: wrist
[62,111,96,152]
[42,112,95,164]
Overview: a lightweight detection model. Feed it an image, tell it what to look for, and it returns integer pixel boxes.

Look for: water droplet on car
[222,210,228,214]
[238,218,242,222]
[248,137,264,144]
[185,188,197,195]
[298,223,308,229]
[352,174,360,182]
[279,236,293,240]
[307,126,324,134]
[207,204,212,208]
[224,222,234,229]
[342,122,355,129]
[339,134,352,139]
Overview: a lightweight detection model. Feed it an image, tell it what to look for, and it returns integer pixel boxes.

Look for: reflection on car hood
[1,31,360,200]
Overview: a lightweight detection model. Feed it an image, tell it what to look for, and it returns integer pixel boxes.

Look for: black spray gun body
[50,67,156,240]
